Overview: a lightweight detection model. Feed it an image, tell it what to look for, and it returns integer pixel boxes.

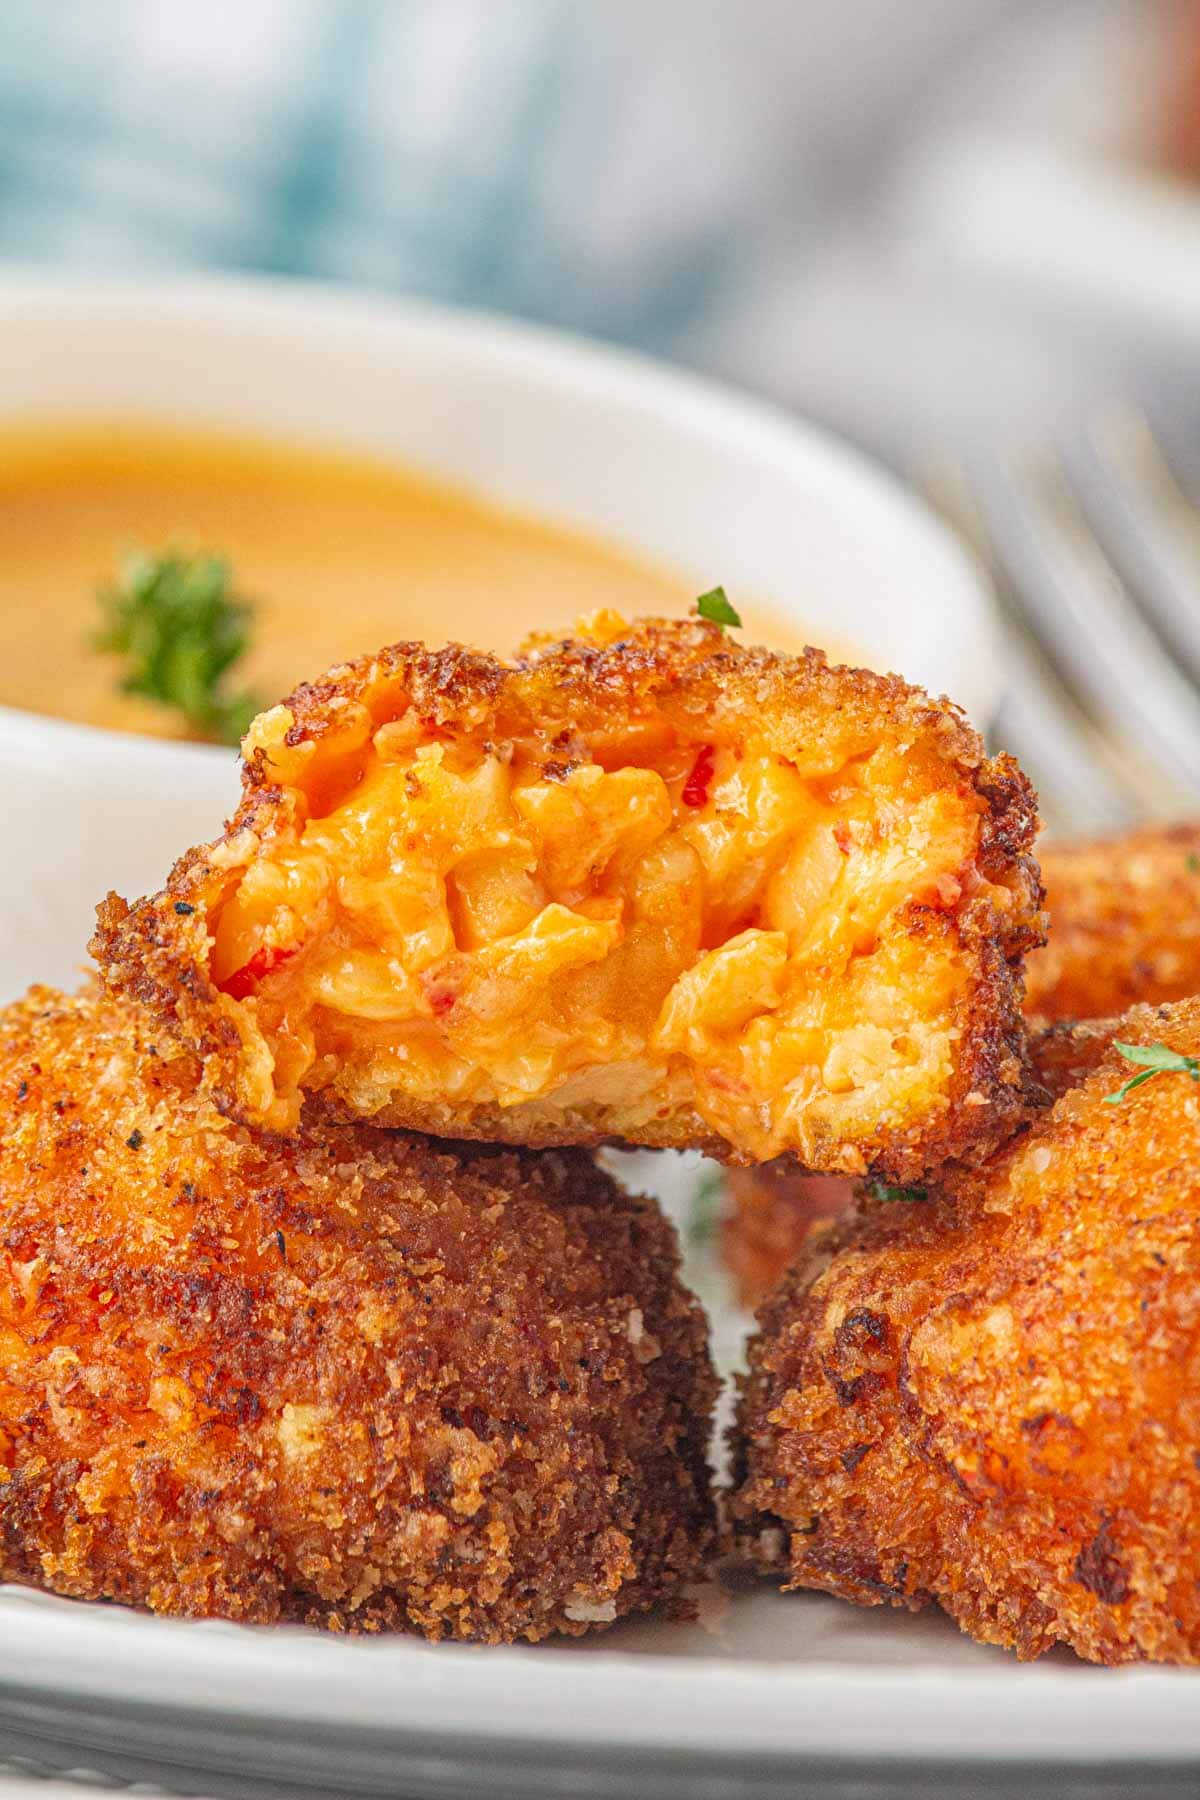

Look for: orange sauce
[0,422,838,739]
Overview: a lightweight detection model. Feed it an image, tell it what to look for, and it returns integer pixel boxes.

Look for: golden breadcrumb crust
[93,617,1043,1179]
[724,821,1200,1305]
[729,996,1200,1664]
[1024,821,1200,1024]
[0,987,715,1641]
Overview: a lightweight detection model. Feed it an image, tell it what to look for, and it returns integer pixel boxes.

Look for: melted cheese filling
[209,724,983,1159]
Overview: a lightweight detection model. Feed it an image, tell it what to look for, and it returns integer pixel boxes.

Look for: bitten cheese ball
[94,615,1043,1179]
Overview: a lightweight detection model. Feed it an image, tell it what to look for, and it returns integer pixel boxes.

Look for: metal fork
[920,404,1200,837]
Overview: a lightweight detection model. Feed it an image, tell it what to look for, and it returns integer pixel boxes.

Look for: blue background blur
[0,0,1037,367]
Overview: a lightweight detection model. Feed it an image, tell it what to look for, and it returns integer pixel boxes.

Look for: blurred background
[4,0,1200,824]
[3,0,1196,440]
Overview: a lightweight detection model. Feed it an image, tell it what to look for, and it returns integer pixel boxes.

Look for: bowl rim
[0,267,998,761]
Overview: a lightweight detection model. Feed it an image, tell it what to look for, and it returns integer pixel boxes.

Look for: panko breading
[93,616,1043,1178]
[0,987,715,1641]
[1024,820,1200,1024]
[724,820,1200,1305]
[729,996,1200,1665]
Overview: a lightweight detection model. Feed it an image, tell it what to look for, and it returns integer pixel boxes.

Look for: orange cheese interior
[205,695,986,1164]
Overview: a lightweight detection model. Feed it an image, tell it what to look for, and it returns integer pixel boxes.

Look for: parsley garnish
[1187,853,1200,875]
[695,586,742,630]
[1104,1040,1200,1105]
[866,1180,928,1204]
[95,549,261,746]
[687,1165,726,1246]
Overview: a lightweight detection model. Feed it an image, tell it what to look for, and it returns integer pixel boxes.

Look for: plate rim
[3,1584,1199,1766]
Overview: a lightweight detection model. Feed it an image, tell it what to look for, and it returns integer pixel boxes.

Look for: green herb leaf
[1104,1039,1200,1105]
[687,1165,726,1247]
[695,586,742,630]
[1187,853,1200,874]
[94,549,261,746]
[866,1180,928,1204]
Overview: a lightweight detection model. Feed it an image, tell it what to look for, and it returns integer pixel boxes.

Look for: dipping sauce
[0,422,841,740]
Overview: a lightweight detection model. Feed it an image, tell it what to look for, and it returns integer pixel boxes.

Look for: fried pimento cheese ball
[1024,820,1200,1024]
[93,616,1043,1178]
[729,996,1200,1665]
[723,819,1200,1306]
[0,988,715,1640]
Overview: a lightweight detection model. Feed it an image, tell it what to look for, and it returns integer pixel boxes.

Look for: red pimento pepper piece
[223,944,296,1001]
[682,743,715,809]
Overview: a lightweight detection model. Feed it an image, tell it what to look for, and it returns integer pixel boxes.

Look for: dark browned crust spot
[1074,1521,1131,1607]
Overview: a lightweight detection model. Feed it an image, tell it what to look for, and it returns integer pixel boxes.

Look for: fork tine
[1141,392,1200,507]
[918,459,1143,833]
[966,449,1200,805]
[988,644,1139,837]
[1062,408,1200,686]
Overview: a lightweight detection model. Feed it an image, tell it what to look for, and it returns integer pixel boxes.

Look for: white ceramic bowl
[0,272,998,1003]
